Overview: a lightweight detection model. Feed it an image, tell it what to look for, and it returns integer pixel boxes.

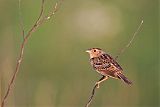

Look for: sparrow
[86,48,132,88]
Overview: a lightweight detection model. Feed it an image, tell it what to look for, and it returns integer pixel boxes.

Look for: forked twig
[115,20,144,60]
[1,0,63,107]
[85,20,143,107]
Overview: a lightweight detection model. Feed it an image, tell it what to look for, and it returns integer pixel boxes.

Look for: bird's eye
[93,50,96,52]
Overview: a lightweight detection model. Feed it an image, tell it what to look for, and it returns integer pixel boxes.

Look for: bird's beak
[85,50,90,53]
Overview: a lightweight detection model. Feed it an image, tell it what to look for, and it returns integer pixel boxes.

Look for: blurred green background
[0,0,159,107]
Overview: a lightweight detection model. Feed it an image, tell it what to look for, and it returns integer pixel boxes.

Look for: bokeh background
[0,0,159,107]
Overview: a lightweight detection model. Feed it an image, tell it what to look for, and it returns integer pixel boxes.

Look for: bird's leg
[95,76,108,88]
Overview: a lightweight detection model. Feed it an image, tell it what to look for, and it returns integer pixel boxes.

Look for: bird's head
[86,48,105,58]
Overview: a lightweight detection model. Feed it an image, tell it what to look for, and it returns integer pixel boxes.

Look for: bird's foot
[95,82,100,88]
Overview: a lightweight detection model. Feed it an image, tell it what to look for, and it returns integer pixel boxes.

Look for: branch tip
[115,20,144,60]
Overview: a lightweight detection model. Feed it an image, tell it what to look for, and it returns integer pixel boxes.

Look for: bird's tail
[117,73,132,85]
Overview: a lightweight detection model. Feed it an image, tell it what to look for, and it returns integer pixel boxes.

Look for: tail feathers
[117,73,132,85]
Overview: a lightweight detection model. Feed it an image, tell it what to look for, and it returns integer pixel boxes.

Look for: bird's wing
[103,54,123,71]
[99,54,124,77]
[90,54,123,77]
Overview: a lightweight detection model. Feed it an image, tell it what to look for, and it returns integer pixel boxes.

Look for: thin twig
[37,0,64,27]
[115,20,143,60]
[36,0,45,24]
[85,84,98,107]
[1,0,63,107]
[85,20,143,107]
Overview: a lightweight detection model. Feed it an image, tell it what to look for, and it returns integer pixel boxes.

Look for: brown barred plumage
[86,48,132,87]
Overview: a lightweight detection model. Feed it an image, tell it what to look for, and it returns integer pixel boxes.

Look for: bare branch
[115,20,144,60]
[85,20,143,107]
[85,84,98,107]
[1,0,63,107]
[85,76,106,107]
